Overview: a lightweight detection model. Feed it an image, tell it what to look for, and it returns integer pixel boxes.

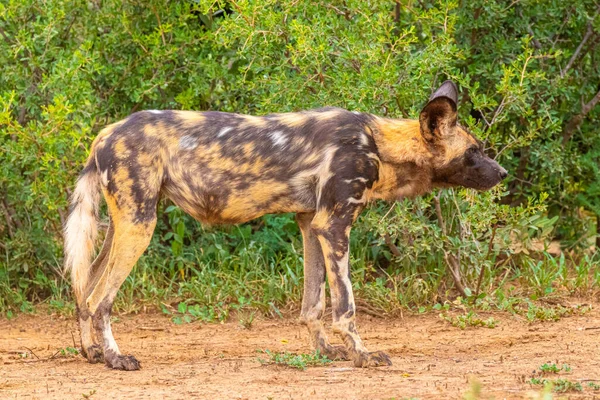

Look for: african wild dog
[64,80,507,370]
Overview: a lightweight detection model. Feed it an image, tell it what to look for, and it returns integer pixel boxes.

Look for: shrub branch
[562,89,600,144]
[433,192,468,298]
[560,6,599,78]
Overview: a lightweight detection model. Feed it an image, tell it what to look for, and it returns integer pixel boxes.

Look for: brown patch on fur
[276,112,309,128]
[173,110,205,127]
[240,114,268,128]
[220,179,291,222]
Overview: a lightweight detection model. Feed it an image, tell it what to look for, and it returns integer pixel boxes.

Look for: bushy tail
[64,158,101,302]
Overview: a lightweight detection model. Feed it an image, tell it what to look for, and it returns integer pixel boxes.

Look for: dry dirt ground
[2,306,600,399]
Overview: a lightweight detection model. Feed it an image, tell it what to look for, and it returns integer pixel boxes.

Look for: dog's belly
[163,170,317,224]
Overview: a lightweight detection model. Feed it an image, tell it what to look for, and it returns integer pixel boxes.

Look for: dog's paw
[319,344,349,361]
[353,350,392,368]
[83,344,104,364]
[105,352,141,371]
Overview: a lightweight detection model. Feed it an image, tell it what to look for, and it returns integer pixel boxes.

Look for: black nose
[499,170,508,180]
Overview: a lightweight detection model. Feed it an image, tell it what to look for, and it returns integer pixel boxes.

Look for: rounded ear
[429,80,458,104]
[419,80,459,141]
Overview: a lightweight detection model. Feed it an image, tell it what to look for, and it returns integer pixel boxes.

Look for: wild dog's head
[419,80,507,191]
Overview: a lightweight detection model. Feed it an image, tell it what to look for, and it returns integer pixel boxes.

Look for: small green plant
[463,379,482,400]
[551,379,583,393]
[257,350,332,370]
[163,302,226,324]
[523,303,574,322]
[48,298,75,316]
[529,378,583,393]
[523,253,567,297]
[57,347,80,357]
[538,362,571,374]
[81,389,97,399]
[238,311,255,330]
[587,382,600,391]
[440,311,498,329]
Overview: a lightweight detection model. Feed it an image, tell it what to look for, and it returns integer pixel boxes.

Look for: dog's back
[90,107,378,224]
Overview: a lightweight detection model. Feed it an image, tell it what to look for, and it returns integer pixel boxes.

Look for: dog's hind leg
[78,221,114,363]
[85,191,157,371]
[296,212,349,361]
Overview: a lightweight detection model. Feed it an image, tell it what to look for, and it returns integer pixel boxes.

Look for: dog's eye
[467,146,479,155]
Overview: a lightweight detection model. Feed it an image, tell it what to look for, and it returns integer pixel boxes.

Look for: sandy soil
[2,306,600,399]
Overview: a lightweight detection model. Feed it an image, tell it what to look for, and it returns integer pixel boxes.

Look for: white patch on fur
[289,146,338,208]
[347,192,367,204]
[351,111,361,115]
[269,130,288,147]
[147,110,163,115]
[64,171,100,301]
[102,315,121,354]
[343,177,368,184]
[100,169,109,187]
[179,135,199,150]
[217,126,233,138]
[360,133,369,146]
[315,146,338,204]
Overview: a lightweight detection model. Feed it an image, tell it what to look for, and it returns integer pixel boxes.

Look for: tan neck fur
[370,117,431,166]
[367,117,434,201]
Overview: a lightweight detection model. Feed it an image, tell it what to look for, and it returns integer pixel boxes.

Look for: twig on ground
[138,326,166,331]
[356,305,387,319]
[71,330,78,350]
[24,347,40,359]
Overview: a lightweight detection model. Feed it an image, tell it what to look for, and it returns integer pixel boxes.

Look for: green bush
[0,0,598,316]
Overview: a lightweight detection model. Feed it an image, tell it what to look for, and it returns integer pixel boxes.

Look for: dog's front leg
[296,212,349,361]
[311,210,392,368]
